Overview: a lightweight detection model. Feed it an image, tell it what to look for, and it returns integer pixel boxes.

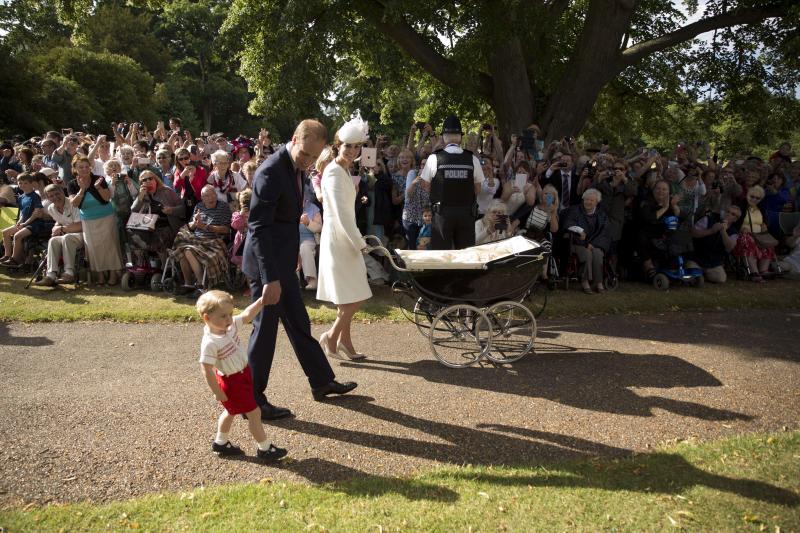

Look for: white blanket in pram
[396,236,541,270]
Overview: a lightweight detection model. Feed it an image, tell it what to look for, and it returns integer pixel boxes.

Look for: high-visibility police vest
[430,148,475,208]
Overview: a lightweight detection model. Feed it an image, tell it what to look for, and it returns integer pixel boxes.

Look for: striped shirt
[198,316,248,376]
[193,201,231,239]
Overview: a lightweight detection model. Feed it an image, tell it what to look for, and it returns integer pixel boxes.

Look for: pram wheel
[691,275,704,288]
[652,273,669,291]
[413,297,438,337]
[484,301,536,364]
[429,304,492,368]
[150,274,162,291]
[120,272,134,291]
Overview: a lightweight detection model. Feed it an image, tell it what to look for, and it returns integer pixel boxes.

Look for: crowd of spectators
[1,117,798,297]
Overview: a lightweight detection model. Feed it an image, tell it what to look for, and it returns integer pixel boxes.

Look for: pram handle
[362,235,412,272]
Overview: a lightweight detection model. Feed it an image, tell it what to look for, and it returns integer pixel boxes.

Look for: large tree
[225,0,797,140]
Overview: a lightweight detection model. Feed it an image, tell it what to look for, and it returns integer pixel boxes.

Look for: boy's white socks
[215,431,229,445]
[257,440,273,451]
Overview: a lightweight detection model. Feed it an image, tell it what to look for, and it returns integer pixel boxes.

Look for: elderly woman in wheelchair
[169,184,232,295]
[563,188,611,294]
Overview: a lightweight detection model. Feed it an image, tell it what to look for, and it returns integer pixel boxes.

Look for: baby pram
[365,235,548,368]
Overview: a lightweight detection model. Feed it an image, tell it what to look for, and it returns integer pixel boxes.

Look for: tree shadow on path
[341,349,752,420]
[284,397,797,506]
[0,322,53,347]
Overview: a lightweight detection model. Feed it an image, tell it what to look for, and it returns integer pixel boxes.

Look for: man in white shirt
[34,185,83,286]
[420,115,485,249]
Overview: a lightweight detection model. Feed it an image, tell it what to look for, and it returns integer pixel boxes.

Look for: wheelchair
[121,228,166,292]
[559,231,620,292]
[648,216,704,290]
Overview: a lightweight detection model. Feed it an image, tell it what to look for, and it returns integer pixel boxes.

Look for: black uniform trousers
[431,206,476,250]
[247,273,335,408]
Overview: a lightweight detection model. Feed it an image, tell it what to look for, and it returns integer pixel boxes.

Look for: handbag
[746,208,777,248]
[526,207,549,231]
[126,206,159,232]
[753,232,778,249]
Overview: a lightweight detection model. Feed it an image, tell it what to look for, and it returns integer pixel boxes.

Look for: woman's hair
[749,184,765,199]
[71,154,92,172]
[156,149,171,162]
[104,159,121,174]
[397,149,415,167]
[237,188,252,208]
[241,160,258,175]
[44,183,63,195]
[18,147,34,164]
[211,150,230,165]
[487,199,507,215]
[315,145,335,173]
[582,188,602,202]
[542,183,559,207]
[196,289,234,316]
[118,145,134,158]
[514,160,532,174]
[139,170,164,189]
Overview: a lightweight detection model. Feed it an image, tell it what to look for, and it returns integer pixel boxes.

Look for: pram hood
[395,236,542,271]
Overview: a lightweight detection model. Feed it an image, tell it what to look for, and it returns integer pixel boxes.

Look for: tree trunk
[486,37,535,140]
[539,0,635,141]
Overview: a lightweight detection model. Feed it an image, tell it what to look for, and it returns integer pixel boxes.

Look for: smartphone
[415,122,426,131]
[361,147,377,168]
[200,132,209,137]
[514,173,527,190]
[545,194,553,207]
[648,148,658,157]
[138,157,150,166]
[61,128,70,135]
[495,215,508,231]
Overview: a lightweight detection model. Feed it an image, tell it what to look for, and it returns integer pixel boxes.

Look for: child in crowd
[230,189,251,267]
[1,173,45,268]
[197,290,287,462]
[417,207,432,250]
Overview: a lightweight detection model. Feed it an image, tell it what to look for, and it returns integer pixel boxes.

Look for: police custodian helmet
[442,115,463,135]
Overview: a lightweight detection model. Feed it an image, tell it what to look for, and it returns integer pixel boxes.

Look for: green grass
[1,431,797,532]
[1,271,798,323]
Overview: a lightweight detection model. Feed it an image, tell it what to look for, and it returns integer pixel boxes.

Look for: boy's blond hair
[196,290,234,316]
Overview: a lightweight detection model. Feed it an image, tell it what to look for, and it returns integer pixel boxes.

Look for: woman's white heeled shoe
[337,342,367,361]
[319,332,343,360]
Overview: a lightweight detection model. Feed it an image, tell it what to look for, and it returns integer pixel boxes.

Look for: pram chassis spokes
[367,235,547,368]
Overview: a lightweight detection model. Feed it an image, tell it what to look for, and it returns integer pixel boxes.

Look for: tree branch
[621,2,788,66]
[352,0,494,100]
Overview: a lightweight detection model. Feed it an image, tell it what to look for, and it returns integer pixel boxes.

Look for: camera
[520,129,536,151]
[415,122,427,131]
[495,215,508,231]
[482,123,493,131]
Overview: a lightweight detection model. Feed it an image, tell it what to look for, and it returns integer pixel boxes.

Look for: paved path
[1,309,798,505]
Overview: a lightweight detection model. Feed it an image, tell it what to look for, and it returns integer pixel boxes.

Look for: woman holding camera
[173,147,207,221]
[476,200,515,245]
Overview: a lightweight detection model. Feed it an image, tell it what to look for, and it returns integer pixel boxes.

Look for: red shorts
[216,366,258,415]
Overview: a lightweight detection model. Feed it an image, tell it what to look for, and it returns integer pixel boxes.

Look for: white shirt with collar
[47,200,81,226]
[420,144,485,184]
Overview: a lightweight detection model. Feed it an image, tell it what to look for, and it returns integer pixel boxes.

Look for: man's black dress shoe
[260,402,293,421]
[312,380,357,401]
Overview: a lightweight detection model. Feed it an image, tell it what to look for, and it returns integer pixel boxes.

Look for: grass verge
[1,431,798,531]
[1,272,798,323]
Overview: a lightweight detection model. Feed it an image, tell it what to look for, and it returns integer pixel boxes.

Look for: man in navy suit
[243,119,357,421]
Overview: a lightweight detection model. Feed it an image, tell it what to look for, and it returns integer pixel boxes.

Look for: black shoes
[211,441,243,456]
[260,402,293,421]
[257,444,288,462]
[312,380,357,401]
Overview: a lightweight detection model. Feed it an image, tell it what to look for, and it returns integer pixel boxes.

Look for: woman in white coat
[317,116,372,360]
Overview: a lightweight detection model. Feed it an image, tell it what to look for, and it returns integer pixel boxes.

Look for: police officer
[420,115,484,249]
